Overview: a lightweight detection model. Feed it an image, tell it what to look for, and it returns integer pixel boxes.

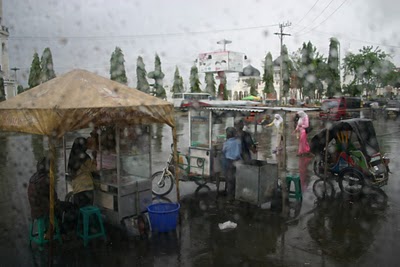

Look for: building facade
[0,0,15,99]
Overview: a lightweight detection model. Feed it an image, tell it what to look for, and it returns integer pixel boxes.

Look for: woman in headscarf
[68,137,97,208]
[266,114,284,154]
[293,110,311,156]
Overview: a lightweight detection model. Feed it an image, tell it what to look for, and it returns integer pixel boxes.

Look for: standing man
[222,127,242,201]
[234,119,257,162]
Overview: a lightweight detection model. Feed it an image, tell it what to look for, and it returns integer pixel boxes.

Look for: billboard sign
[198,51,244,73]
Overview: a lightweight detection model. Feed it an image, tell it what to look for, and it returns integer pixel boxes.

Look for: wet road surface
[1,110,400,266]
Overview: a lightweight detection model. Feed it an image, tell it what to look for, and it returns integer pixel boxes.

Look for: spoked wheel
[193,158,207,186]
[151,171,174,197]
[312,179,335,199]
[338,168,365,196]
[313,158,326,179]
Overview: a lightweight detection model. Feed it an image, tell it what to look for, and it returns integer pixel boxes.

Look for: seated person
[68,137,98,208]
[28,157,56,221]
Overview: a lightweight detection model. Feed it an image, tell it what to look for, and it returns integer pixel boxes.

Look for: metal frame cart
[187,106,268,191]
[64,125,153,226]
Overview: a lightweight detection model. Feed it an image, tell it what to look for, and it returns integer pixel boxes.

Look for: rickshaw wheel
[313,158,326,179]
[312,179,335,199]
[338,168,365,196]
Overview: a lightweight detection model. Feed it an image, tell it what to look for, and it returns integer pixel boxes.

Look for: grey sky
[4,0,400,89]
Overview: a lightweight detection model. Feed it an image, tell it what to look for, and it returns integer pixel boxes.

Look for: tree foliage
[292,42,329,99]
[189,65,202,93]
[110,47,128,85]
[148,54,166,98]
[204,72,216,96]
[17,85,24,94]
[216,72,228,100]
[326,37,341,97]
[40,47,56,83]
[343,45,393,95]
[245,78,258,96]
[172,66,184,94]
[281,45,291,98]
[28,52,41,89]
[136,56,150,93]
[262,52,274,95]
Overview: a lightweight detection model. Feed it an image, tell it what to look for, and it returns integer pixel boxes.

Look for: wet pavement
[1,110,400,266]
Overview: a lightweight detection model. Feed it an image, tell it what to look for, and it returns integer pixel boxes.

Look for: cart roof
[0,69,175,137]
[310,118,380,157]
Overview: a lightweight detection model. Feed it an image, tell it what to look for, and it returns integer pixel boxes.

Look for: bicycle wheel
[338,168,365,196]
[312,179,335,200]
[313,158,325,178]
[151,170,174,197]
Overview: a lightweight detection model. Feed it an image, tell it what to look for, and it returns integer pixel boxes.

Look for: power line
[292,0,322,30]
[296,0,349,36]
[301,28,400,49]
[9,23,279,40]
[293,0,335,35]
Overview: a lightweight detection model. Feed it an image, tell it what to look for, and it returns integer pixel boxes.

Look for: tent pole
[48,136,56,265]
[281,111,288,216]
[172,126,180,202]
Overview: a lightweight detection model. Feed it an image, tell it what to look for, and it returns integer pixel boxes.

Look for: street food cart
[187,105,278,197]
[64,125,154,225]
[0,69,179,232]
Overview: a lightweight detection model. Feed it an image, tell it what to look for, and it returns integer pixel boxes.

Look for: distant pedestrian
[266,114,284,154]
[293,111,311,156]
[222,127,241,201]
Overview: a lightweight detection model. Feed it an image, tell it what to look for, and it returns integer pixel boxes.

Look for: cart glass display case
[64,125,152,224]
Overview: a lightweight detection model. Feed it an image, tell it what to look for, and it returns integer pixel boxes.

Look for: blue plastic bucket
[147,203,180,232]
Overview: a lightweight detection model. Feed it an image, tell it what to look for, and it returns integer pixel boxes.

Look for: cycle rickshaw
[310,118,390,197]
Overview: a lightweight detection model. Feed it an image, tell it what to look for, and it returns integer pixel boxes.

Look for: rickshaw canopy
[310,118,380,158]
[0,69,175,137]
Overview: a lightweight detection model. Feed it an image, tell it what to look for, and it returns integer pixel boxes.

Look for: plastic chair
[29,216,62,250]
[286,174,302,201]
[77,206,106,247]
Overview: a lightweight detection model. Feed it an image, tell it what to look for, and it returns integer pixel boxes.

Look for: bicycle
[151,145,207,196]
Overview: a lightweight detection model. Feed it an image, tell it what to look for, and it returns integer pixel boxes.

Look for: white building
[0,0,15,99]
[230,62,288,101]
[230,64,262,100]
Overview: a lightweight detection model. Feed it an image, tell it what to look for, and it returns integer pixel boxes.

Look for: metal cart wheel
[338,168,365,196]
[151,170,175,197]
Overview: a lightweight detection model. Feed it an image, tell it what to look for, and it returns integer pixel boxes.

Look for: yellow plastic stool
[286,174,302,201]
[77,206,106,247]
[29,216,62,250]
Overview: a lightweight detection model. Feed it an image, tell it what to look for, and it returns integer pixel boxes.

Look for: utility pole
[274,22,291,105]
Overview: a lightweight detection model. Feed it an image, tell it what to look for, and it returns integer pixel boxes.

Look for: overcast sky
[4,0,400,89]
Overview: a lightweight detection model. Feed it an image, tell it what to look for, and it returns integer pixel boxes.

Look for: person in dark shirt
[222,127,241,201]
[234,119,257,162]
